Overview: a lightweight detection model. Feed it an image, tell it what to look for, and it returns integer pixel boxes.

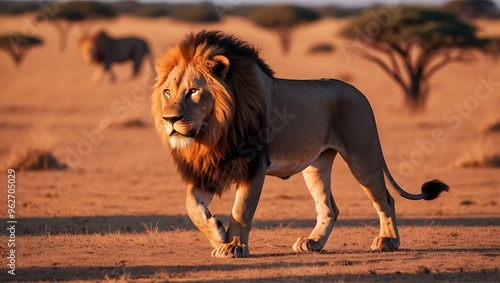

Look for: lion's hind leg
[344,154,400,252]
[293,149,338,253]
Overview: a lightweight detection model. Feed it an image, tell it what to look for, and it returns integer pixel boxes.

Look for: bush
[4,148,68,171]
[2,128,67,171]
[483,120,500,134]
[121,119,149,128]
[308,43,335,54]
[454,139,500,168]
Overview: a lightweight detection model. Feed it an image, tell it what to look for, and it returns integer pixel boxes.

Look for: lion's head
[152,30,274,194]
[156,55,230,150]
[78,32,110,65]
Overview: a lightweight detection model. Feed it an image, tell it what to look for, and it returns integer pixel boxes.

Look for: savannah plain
[0,11,499,282]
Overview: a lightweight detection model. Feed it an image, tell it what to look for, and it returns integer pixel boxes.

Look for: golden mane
[152,30,275,194]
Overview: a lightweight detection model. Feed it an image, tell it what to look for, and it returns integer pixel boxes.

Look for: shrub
[2,128,67,171]
[308,43,335,54]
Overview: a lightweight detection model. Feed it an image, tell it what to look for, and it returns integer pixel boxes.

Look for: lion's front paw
[371,237,399,252]
[211,236,249,258]
[292,237,323,253]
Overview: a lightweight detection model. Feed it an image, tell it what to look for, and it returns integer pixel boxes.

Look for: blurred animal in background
[78,31,151,83]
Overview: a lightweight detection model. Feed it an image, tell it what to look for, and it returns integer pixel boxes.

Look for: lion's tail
[382,161,449,200]
[375,123,450,201]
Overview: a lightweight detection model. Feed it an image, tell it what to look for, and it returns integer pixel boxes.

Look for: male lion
[79,31,151,82]
[152,30,449,258]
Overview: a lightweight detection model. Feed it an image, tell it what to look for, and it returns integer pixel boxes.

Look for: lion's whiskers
[200,122,212,134]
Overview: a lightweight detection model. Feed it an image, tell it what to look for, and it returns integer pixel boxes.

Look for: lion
[152,30,449,258]
[78,31,151,82]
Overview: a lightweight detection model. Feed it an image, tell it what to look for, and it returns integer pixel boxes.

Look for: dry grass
[8,225,500,282]
[120,118,150,128]
[483,119,500,134]
[454,138,500,168]
[103,270,130,282]
[142,222,160,236]
[2,127,67,171]
[140,222,169,247]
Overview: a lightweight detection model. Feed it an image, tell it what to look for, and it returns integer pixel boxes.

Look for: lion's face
[152,32,269,195]
[158,64,216,149]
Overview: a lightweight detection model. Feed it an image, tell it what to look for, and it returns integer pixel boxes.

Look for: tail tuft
[421,179,450,201]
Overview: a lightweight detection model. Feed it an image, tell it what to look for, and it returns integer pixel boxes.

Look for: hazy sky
[137,0,500,8]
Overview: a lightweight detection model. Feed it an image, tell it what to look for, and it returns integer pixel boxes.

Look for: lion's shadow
[6,214,499,236]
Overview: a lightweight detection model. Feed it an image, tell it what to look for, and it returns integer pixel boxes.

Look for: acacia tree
[46,1,116,52]
[50,8,85,52]
[249,5,320,54]
[171,5,220,23]
[132,4,170,18]
[0,34,43,66]
[341,7,489,111]
[444,0,498,19]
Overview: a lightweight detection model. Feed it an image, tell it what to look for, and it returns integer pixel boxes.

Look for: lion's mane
[152,30,275,194]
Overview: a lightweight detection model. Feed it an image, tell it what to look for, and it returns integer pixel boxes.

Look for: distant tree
[132,4,169,18]
[171,5,220,23]
[44,1,116,51]
[132,4,170,18]
[111,0,143,15]
[0,1,40,15]
[249,5,320,54]
[444,0,498,19]
[0,33,43,66]
[341,7,490,111]
[49,8,85,52]
[315,6,363,18]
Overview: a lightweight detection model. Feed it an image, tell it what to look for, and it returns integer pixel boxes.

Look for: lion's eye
[163,89,171,99]
[188,88,199,95]
[187,88,200,103]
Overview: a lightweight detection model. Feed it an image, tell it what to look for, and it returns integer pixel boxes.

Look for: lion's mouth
[168,126,200,149]
[169,130,198,149]
[164,119,199,138]
[170,129,198,138]
[164,119,200,149]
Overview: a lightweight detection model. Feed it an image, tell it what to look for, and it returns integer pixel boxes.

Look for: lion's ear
[207,55,230,80]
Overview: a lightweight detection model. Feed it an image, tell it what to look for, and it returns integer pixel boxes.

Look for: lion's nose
[162,115,184,124]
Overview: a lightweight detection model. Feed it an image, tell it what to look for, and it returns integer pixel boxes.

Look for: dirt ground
[0,14,499,282]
